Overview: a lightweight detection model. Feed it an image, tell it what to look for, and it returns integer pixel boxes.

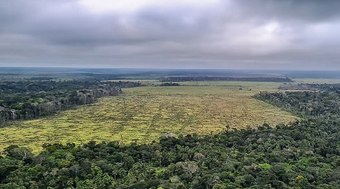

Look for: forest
[0,81,339,188]
[255,84,340,118]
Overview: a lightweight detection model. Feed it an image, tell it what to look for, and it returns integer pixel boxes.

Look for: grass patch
[0,82,297,153]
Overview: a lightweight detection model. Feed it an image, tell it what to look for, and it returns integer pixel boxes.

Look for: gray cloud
[235,0,340,23]
[0,0,339,70]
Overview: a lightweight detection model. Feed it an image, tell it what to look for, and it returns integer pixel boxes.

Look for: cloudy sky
[0,0,339,70]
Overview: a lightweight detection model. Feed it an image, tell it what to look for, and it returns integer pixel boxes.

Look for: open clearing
[0,82,297,153]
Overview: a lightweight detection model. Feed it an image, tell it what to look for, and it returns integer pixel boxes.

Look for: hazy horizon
[1,0,340,70]
[1,66,340,72]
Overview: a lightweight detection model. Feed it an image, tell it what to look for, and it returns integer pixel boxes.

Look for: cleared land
[0,82,297,153]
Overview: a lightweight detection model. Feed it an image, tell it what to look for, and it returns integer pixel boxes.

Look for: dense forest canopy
[256,84,340,118]
[0,119,339,189]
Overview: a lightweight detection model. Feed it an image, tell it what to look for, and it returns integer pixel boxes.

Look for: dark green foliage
[0,80,141,124]
[0,119,339,188]
[160,82,180,86]
[255,84,340,118]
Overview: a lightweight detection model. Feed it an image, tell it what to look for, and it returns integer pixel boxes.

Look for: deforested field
[0,81,297,152]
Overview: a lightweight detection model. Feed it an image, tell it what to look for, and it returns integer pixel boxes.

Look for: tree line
[161,76,292,82]
[255,84,340,118]
[0,80,141,125]
[0,119,338,188]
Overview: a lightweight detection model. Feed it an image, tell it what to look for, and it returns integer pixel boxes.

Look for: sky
[0,0,340,70]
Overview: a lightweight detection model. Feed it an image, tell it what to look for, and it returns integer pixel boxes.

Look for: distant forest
[256,84,340,118]
[161,76,292,82]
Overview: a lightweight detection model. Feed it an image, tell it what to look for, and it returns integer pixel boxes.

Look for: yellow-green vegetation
[0,81,297,153]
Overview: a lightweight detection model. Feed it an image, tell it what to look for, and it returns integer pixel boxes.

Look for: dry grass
[0,81,297,153]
